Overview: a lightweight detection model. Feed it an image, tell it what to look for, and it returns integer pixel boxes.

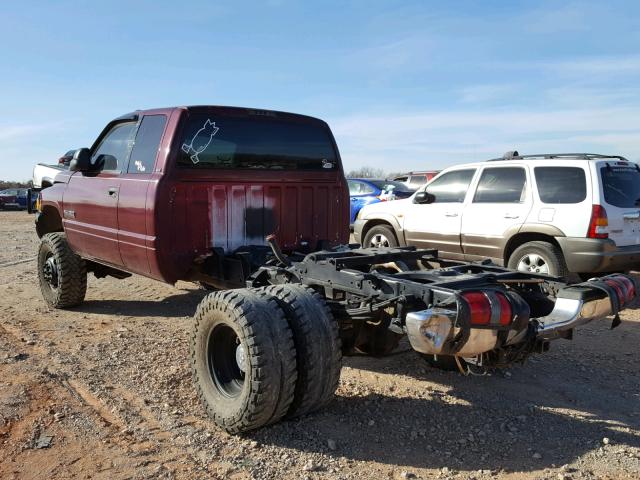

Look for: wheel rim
[369,233,390,248]
[42,253,60,289]
[207,324,246,398]
[516,253,549,274]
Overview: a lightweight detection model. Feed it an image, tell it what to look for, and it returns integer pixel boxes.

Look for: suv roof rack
[488,152,629,162]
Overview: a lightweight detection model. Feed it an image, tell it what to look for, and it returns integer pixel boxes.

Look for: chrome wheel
[516,253,549,274]
[369,233,390,248]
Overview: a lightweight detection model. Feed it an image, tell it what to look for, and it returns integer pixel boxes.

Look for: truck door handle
[444,212,458,217]
[108,187,118,197]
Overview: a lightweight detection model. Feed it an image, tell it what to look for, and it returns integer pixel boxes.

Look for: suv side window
[91,122,137,173]
[473,167,526,203]
[534,167,586,204]
[127,115,167,174]
[425,169,475,203]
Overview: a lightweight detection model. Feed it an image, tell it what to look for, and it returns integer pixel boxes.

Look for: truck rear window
[534,167,586,204]
[600,164,640,208]
[178,114,338,170]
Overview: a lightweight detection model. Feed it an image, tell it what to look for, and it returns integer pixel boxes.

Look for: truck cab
[36,106,350,290]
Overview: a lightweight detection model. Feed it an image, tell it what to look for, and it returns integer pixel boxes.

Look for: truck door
[402,169,476,259]
[461,166,531,263]
[117,114,168,275]
[62,121,138,267]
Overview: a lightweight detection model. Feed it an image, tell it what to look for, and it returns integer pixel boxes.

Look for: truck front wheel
[37,232,87,308]
[191,289,297,433]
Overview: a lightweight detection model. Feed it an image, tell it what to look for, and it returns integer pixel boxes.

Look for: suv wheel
[507,241,569,279]
[363,225,398,249]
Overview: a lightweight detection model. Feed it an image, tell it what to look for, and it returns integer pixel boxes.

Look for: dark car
[0,189,27,209]
[347,178,414,225]
[58,149,76,167]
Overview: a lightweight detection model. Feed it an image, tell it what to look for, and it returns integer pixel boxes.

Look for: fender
[360,212,406,245]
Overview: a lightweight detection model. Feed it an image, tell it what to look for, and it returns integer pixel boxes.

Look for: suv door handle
[503,214,520,219]
[108,187,118,197]
[444,212,458,217]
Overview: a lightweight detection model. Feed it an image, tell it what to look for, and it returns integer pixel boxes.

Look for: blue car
[0,188,29,209]
[347,178,415,225]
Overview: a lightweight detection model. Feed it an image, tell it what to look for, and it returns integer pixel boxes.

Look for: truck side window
[473,167,526,203]
[127,115,167,174]
[425,169,475,203]
[91,122,137,173]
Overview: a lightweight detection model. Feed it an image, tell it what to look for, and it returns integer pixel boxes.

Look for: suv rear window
[534,167,586,204]
[178,114,338,170]
[600,164,640,208]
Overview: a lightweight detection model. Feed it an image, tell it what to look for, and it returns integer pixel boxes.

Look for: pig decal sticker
[181,119,220,164]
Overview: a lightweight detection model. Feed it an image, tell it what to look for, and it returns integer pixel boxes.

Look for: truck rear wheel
[191,289,297,433]
[259,285,342,417]
[37,232,87,308]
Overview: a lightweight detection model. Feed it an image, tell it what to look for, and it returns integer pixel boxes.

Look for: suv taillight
[587,205,608,239]
[462,291,512,326]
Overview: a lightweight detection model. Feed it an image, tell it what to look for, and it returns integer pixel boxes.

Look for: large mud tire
[258,285,342,417]
[37,232,87,308]
[191,289,297,433]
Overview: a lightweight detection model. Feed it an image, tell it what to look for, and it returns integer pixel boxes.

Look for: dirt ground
[0,211,639,480]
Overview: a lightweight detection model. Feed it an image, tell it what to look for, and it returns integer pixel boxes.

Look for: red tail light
[616,276,636,303]
[587,205,608,239]
[462,292,491,325]
[605,275,636,306]
[58,157,66,165]
[496,292,513,326]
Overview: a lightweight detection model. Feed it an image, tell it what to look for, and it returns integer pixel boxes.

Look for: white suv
[353,152,640,278]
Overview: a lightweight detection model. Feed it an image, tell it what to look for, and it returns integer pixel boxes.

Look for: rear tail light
[461,291,513,326]
[604,275,636,306]
[587,205,608,239]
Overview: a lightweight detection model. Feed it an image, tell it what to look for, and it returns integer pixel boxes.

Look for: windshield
[600,164,640,208]
[178,114,339,170]
[368,180,414,192]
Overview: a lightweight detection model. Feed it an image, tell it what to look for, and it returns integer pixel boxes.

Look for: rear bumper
[405,275,635,356]
[557,237,640,273]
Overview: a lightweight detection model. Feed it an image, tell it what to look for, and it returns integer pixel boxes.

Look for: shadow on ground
[73,289,207,318]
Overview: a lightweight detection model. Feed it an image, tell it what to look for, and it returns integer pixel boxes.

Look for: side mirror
[414,191,435,204]
[69,148,91,172]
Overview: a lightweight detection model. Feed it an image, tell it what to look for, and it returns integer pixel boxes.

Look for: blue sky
[1,0,639,180]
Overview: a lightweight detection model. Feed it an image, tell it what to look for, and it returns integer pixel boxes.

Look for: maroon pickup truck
[36,106,349,291]
[35,105,637,433]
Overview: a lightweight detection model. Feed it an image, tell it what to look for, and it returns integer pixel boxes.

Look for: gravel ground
[0,210,639,480]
